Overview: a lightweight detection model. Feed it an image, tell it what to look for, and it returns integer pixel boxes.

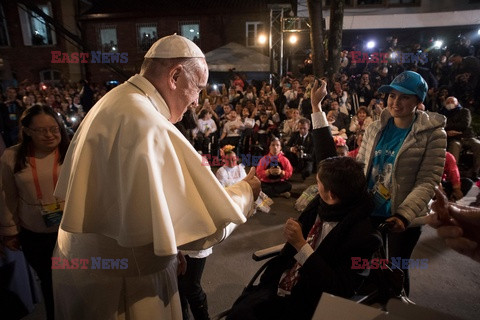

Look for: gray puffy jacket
[357,109,447,224]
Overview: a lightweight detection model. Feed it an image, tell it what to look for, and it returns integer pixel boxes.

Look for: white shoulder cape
[55,74,253,256]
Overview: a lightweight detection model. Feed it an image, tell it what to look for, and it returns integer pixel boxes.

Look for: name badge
[374,182,391,200]
[9,113,17,121]
[41,202,64,227]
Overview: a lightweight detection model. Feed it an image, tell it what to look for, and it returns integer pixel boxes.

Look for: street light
[288,34,298,44]
[366,40,376,49]
[258,34,267,45]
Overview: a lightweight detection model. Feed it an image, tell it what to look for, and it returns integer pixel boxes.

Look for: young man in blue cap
[357,70,447,295]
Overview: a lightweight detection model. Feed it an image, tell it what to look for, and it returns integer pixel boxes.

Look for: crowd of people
[0,32,480,320]
[0,78,100,153]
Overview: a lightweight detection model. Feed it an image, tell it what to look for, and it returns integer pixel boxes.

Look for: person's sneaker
[280,192,291,199]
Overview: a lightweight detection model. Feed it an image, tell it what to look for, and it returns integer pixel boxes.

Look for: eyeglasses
[29,126,60,135]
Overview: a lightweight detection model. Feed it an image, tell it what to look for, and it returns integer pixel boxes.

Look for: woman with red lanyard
[0,105,70,319]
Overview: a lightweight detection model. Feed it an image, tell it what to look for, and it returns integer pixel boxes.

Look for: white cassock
[52,74,254,320]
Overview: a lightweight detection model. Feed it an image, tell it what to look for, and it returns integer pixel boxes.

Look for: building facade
[0,0,296,88]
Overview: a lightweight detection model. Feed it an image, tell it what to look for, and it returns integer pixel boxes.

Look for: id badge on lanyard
[29,149,63,227]
[41,202,64,227]
[373,181,391,200]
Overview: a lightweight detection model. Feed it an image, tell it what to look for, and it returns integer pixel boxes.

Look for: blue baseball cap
[378,71,428,102]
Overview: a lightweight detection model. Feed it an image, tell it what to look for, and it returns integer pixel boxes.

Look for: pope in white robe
[52,35,257,319]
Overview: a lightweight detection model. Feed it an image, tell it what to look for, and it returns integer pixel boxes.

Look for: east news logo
[52,257,128,269]
[51,51,128,63]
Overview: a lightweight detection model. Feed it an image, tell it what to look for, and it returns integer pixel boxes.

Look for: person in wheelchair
[227,82,381,320]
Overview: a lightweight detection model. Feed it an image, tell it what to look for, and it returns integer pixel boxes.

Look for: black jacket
[258,127,381,320]
[286,131,314,160]
[442,106,475,140]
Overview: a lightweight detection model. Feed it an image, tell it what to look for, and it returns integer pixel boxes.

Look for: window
[179,21,200,46]
[246,22,264,47]
[0,4,9,46]
[18,2,56,46]
[388,0,418,3]
[357,0,384,5]
[137,23,158,52]
[324,0,353,5]
[325,0,418,6]
[40,69,61,84]
[98,26,118,52]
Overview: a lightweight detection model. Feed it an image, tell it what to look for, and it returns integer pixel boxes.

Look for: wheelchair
[211,223,412,320]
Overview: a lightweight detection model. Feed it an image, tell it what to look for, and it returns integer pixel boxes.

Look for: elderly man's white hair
[445,96,459,105]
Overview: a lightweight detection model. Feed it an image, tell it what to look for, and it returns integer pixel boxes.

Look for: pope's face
[170,59,208,123]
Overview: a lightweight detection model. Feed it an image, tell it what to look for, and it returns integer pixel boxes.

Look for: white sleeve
[294,243,315,265]
[178,180,254,251]
[239,164,247,181]
[215,167,229,187]
[211,119,217,133]
[221,181,255,239]
[311,111,329,129]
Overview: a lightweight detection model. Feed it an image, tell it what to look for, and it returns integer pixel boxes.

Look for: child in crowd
[280,108,301,144]
[253,112,275,155]
[216,145,247,187]
[333,136,349,156]
[327,110,348,139]
[256,138,293,198]
[194,109,217,155]
[219,110,244,148]
[348,130,364,158]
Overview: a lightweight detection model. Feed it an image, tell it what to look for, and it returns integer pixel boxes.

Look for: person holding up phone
[256,138,293,198]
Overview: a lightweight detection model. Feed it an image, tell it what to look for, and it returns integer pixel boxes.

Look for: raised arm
[310,80,337,162]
